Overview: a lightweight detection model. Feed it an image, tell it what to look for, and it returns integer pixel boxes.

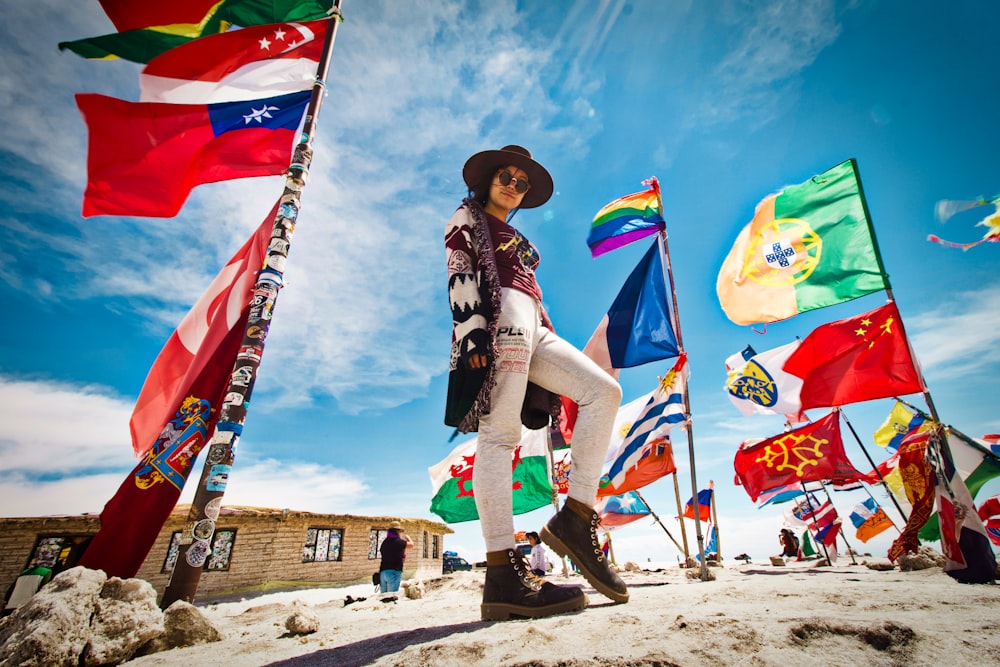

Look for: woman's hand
[466,353,488,369]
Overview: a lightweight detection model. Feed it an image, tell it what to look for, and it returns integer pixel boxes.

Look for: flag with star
[716,159,888,325]
[76,90,310,218]
[139,19,330,103]
[782,301,924,410]
[59,0,335,63]
[733,411,864,502]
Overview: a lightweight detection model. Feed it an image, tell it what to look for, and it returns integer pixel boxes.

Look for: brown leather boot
[541,497,629,603]
[481,549,588,621]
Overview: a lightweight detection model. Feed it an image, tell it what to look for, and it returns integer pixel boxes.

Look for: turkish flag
[782,301,924,410]
[733,411,863,502]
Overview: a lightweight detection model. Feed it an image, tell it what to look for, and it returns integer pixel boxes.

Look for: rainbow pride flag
[587,177,665,257]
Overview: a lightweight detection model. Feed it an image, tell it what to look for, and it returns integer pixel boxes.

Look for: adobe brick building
[0,505,453,602]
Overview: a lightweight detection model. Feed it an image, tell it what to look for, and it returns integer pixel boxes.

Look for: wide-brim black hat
[462,144,554,209]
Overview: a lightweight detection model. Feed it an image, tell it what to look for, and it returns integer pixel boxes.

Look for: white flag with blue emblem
[724,340,805,422]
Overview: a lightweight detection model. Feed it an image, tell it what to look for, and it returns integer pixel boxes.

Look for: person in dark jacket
[378,521,413,601]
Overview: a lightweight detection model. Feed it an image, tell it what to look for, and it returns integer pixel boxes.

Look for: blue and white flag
[607,354,689,487]
[724,340,805,421]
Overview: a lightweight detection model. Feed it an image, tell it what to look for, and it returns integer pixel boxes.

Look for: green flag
[59,0,334,63]
[717,159,888,325]
[429,428,553,524]
[919,429,1000,542]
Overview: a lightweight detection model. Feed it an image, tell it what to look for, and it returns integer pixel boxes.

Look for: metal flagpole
[800,484,832,565]
[838,408,910,522]
[650,177,708,580]
[819,483,857,565]
[160,2,346,608]
[634,490,685,556]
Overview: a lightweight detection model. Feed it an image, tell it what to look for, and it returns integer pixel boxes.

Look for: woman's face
[488,164,530,210]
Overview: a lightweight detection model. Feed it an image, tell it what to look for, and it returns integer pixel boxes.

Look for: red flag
[782,301,924,410]
[733,411,863,502]
[79,206,276,578]
[888,429,936,561]
[130,204,276,455]
[597,437,676,498]
[140,19,329,103]
[76,90,308,218]
[97,0,220,31]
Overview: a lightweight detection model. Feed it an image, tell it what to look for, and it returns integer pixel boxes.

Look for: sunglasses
[496,169,531,194]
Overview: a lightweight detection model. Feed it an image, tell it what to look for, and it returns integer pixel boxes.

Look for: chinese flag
[733,411,863,502]
[782,301,924,410]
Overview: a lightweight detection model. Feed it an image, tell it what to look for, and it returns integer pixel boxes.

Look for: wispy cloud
[907,283,1000,379]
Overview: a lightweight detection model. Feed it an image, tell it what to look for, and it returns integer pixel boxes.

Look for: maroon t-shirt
[485,212,543,302]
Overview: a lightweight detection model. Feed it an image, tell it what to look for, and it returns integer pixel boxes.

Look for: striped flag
[606,355,689,488]
[849,497,893,542]
[586,178,665,258]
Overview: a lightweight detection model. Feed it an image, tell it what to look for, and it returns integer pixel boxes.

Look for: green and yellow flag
[716,159,888,325]
[59,0,334,63]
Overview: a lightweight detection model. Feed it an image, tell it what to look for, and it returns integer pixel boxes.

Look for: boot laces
[511,550,543,590]
[589,513,605,562]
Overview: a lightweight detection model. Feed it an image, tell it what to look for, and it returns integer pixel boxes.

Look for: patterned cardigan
[444,199,561,433]
[444,199,501,432]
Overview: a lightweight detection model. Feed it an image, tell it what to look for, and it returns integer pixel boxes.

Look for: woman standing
[445,145,626,621]
[378,520,413,601]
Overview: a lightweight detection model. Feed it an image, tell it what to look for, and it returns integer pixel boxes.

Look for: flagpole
[819,483,857,565]
[838,409,910,522]
[851,158,941,423]
[161,2,346,608]
[650,178,708,581]
[800,485,832,565]
[670,472,691,560]
[860,483,902,534]
[708,480,722,563]
[634,490,686,555]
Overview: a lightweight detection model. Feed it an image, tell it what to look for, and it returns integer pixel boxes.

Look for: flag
[887,429,936,561]
[782,301,924,410]
[873,401,927,453]
[977,495,1000,546]
[129,203,277,456]
[78,396,218,578]
[716,159,887,325]
[140,19,329,104]
[586,178,665,257]
[77,90,310,218]
[597,436,675,498]
[755,480,823,508]
[59,0,335,63]
[428,427,552,524]
[933,434,997,583]
[918,429,1000,542]
[596,491,651,528]
[683,484,713,522]
[583,240,678,374]
[849,498,893,543]
[606,355,689,488]
[733,411,863,502]
[553,447,572,495]
[77,205,276,578]
[808,501,841,546]
[724,340,806,421]
[928,195,1000,250]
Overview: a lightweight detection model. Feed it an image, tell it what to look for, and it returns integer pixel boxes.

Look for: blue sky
[1,0,998,566]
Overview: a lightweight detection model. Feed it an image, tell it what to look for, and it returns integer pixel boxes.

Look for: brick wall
[1,507,453,602]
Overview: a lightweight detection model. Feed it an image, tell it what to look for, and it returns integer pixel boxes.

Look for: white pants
[475,288,622,552]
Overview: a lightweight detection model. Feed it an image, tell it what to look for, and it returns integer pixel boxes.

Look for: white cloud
[907,284,1000,379]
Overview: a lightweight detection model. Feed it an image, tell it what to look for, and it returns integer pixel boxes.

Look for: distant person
[778,528,799,558]
[444,144,625,621]
[526,532,547,577]
[378,521,413,601]
[2,563,53,617]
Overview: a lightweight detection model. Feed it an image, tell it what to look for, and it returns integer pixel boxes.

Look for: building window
[369,528,390,560]
[206,530,237,571]
[422,531,429,559]
[163,529,239,572]
[163,533,182,573]
[28,535,92,573]
[432,534,440,559]
[302,527,343,563]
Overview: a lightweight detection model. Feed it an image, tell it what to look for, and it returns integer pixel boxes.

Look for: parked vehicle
[442,555,472,574]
